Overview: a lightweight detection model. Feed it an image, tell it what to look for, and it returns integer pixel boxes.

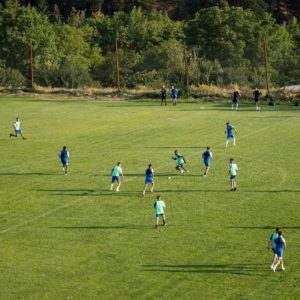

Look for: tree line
[0,0,299,89]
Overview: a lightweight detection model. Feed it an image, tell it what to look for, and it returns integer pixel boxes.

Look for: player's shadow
[226,226,300,230]
[143,263,268,276]
[249,189,300,193]
[0,172,53,176]
[145,146,206,149]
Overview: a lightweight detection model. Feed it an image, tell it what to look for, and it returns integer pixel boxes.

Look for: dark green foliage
[0,1,299,88]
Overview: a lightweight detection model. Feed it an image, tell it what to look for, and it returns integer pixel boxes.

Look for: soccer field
[0,96,300,299]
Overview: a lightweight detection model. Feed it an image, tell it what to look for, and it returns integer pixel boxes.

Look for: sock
[110,184,113,190]
[151,188,154,192]
[281,263,285,270]
[273,263,278,271]
[233,138,236,145]
[236,104,238,110]
[225,140,229,148]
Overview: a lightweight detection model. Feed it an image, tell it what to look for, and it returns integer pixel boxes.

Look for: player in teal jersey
[268,227,280,269]
[271,231,287,272]
[172,150,188,173]
[111,162,123,192]
[153,195,166,228]
[228,158,238,191]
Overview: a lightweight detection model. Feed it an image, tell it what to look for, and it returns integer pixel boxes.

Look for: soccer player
[172,150,188,173]
[9,117,26,139]
[111,162,123,192]
[171,86,177,106]
[228,158,238,191]
[202,147,213,176]
[58,146,70,175]
[253,88,261,111]
[154,195,166,228]
[225,122,237,148]
[143,164,154,196]
[232,88,240,110]
[268,227,280,268]
[271,231,287,272]
[161,85,167,106]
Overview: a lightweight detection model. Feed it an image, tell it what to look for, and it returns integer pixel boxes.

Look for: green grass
[0,96,300,299]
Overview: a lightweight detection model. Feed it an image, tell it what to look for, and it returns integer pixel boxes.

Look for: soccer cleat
[180,170,184,174]
[9,134,12,138]
[116,187,120,192]
[234,187,237,191]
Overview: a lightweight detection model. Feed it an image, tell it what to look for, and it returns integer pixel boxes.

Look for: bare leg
[143,184,147,196]
[151,183,154,193]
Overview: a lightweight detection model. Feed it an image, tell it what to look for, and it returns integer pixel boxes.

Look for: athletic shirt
[233,91,240,101]
[226,124,234,135]
[154,200,166,214]
[270,232,279,249]
[274,237,286,251]
[161,88,167,97]
[14,120,21,130]
[146,167,154,178]
[202,150,212,161]
[254,90,260,100]
[171,88,177,98]
[229,163,238,176]
[60,150,69,161]
[175,154,184,165]
[112,166,122,177]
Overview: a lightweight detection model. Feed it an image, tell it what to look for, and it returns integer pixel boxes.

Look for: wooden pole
[184,42,189,92]
[263,39,269,95]
[29,39,34,89]
[115,35,120,93]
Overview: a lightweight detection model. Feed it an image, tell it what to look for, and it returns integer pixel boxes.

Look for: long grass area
[0,96,300,299]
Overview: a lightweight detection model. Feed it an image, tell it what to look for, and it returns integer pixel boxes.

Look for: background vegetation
[0,0,299,89]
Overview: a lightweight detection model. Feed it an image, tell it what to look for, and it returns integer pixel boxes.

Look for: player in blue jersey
[143,164,154,196]
[172,150,188,173]
[202,147,213,176]
[271,231,287,272]
[111,162,123,192]
[225,122,237,148]
[58,146,70,175]
[9,117,26,139]
[268,227,280,268]
[228,158,238,191]
[171,86,177,106]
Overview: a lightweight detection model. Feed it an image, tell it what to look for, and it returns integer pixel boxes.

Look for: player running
[268,227,280,268]
[154,195,166,228]
[271,231,287,272]
[9,117,26,139]
[111,162,123,192]
[161,85,167,106]
[171,86,178,106]
[172,150,188,173]
[143,164,154,196]
[228,158,238,191]
[232,89,240,110]
[253,88,261,111]
[202,147,213,176]
[58,146,70,175]
[225,122,237,148]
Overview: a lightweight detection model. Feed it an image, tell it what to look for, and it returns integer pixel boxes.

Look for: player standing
[228,158,238,191]
[154,195,166,228]
[202,147,213,176]
[161,85,167,106]
[143,164,154,196]
[171,86,177,106]
[253,88,261,111]
[9,117,26,139]
[172,150,188,173]
[58,146,70,175]
[232,89,240,110]
[268,227,280,269]
[225,122,237,148]
[271,231,287,272]
[111,162,123,192]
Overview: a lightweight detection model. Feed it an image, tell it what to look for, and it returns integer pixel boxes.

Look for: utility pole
[29,39,35,89]
[115,34,120,93]
[263,39,269,95]
[183,42,189,93]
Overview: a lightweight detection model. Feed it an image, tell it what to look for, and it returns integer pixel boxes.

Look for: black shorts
[161,96,166,100]
[255,99,260,102]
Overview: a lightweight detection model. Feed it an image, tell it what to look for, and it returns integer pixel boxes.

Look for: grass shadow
[0,172,54,176]
[143,263,269,276]
[226,226,300,230]
[51,225,151,230]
